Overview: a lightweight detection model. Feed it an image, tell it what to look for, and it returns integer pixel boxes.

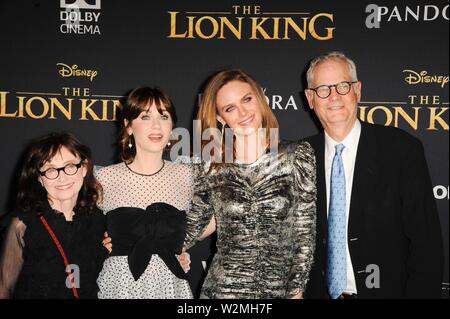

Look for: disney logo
[57,63,98,81]
[403,70,448,88]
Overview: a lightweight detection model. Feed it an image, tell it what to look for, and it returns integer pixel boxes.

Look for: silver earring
[167,141,171,147]
[128,135,133,149]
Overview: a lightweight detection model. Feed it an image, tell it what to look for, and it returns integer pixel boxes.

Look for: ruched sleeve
[287,141,317,296]
[184,158,215,249]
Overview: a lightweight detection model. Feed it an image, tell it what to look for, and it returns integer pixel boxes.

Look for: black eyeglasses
[308,81,358,99]
[39,162,83,180]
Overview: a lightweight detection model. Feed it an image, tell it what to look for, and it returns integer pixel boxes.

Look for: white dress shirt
[324,119,361,295]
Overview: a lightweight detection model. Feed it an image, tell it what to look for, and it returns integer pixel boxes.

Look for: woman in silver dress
[185,69,317,299]
[96,87,192,299]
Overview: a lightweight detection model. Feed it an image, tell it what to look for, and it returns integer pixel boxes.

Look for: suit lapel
[348,122,378,270]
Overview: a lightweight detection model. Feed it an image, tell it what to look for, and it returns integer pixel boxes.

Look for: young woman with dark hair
[96,87,192,299]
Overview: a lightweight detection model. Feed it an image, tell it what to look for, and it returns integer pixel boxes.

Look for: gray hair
[306,51,358,87]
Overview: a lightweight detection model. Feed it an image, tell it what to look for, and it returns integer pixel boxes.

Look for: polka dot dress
[95,161,193,299]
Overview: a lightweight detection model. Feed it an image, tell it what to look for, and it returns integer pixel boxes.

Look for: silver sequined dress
[185,140,316,299]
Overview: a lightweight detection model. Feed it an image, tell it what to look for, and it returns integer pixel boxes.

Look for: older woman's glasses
[39,162,83,180]
[308,81,357,99]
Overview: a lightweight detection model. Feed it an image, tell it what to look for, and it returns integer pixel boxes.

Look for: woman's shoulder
[94,162,126,180]
[172,155,201,166]
[95,162,125,174]
[166,158,192,170]
[165,159,193,179]
[172,155,209,176]
[278,140,314,157]
[277,140,316,176]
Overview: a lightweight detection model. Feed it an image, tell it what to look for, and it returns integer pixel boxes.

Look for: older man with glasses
[302,51,443,299]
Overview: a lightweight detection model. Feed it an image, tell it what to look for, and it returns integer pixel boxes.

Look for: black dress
[95,161,193,298]
[0,205,106,299]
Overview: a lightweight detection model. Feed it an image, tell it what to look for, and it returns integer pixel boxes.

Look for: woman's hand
[102,232,112,254]
[290,292,303,299]
[177,247,191,273]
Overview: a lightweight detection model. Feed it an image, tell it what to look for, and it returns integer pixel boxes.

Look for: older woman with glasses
[0,132,107,299]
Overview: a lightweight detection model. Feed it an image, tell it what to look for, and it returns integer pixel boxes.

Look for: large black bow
[107,203,187,281]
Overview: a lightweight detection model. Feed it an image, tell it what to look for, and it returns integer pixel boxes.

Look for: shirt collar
[324,119,361,156]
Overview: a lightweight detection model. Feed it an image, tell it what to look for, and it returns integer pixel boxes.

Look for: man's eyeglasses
[39,162,83,180]
[307,81,358,99]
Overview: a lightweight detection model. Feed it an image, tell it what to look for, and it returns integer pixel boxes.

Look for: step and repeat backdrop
[0,0,448,297]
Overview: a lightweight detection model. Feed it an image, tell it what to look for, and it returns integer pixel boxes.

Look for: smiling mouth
[148,134,163,142]
[328,105,344,111]
[55,183,74,190]
[239,114,255,126]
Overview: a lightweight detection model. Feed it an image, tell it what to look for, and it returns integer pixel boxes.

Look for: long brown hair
[196,69,279,170]
[17,132,102,214]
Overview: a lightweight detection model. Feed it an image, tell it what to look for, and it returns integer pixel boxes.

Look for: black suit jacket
[304,121,443,298]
